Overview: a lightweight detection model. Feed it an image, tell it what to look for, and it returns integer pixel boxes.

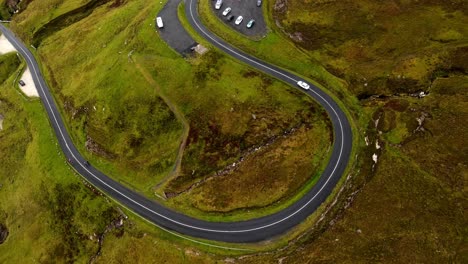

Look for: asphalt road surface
[157,0,197,55]
[0,0,352,244]
[211,0,267,37]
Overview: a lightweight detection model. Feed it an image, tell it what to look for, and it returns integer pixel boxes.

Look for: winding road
[0,0,352,244]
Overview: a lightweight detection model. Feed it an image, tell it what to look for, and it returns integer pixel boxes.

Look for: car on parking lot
[226,14,234,21]
[222,7,231,16]
[235,16,243,25]
[257,0,262,7]
[246,19,255,28]
[215,0,223,10]
[18,80,25,86]
[297,81,310,90]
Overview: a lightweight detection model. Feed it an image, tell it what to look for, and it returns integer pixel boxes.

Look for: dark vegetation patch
[108,0,126,9]
[384,99,409,112]
[32,0,114,47]
[0,0,18,20]
[0,53,20,86]
[242,70,260,78]
[40,182,120,262]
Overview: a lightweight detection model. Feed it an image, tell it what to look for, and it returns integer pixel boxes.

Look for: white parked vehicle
[215,0,223,10]
[235,16,243,25]
[156,17,164,28]
[297,81,310,90]
[246,19,255,28]
[222,7,231,16]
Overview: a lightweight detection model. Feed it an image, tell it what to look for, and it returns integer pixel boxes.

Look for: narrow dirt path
[135,62,189,194]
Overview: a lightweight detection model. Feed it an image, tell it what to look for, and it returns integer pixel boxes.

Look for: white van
[156,17,164,29]
[215,0,223,10]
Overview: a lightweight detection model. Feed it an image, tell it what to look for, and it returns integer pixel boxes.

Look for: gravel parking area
[211,0,267,37]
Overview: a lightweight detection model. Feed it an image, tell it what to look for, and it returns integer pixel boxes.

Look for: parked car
[297,81,310,90]
[226,14,234,21]
[235,16,243,25]
[246,19,255,28]
[222,7,231,16]
[257,0,262,7]
[215,0,223,10]
[156,17,164,29]
[18,80,25,86]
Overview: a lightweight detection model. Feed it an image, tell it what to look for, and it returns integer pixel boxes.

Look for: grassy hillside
[0,56,226,263]
[1,0,465,262]
[274,0,468,98]
[196,0,467,262]
[7,0,332,221]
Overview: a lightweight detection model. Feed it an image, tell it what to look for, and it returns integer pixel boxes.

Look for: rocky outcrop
[85,136,116,160]
[89,216,125,263]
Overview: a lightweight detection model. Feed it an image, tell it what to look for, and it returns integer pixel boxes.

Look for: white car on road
[222,7,231,16]
[215,0,223,10]
[297,81,310,90]
[235,16,243,25]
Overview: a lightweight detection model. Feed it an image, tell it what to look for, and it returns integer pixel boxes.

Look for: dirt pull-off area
[0,34,16,54]
[19,67,39,97]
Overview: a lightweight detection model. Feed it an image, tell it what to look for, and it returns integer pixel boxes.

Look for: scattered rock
[414,112,429,132]
[185,249,200,256]
[193,44,208,55]
[0,224,8,244]
[289,32,304,42]
[127,49,135,62]
[410,91,428,98]
[0,114,4,130]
